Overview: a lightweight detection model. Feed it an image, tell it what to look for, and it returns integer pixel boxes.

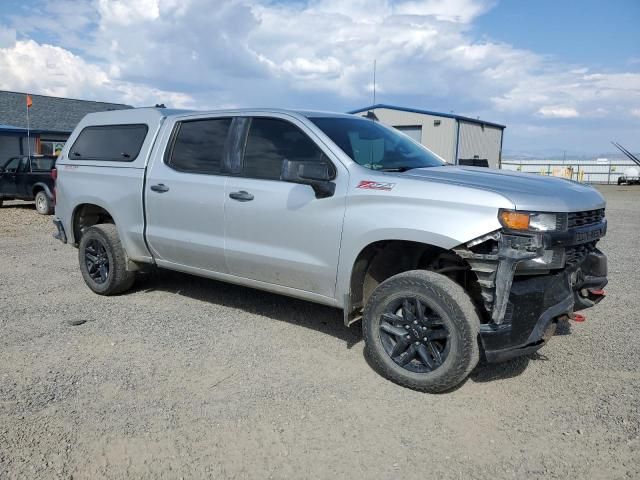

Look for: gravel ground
[1,186,639,479]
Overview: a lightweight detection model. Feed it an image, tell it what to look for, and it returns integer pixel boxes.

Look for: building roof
[348,104,506,129]
[0,90,132,133]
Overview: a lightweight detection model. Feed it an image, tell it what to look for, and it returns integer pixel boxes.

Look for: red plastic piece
[589,289,606,296]
[572,313,586,322]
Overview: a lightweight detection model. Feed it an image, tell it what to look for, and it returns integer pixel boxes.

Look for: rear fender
[31,182,53,199]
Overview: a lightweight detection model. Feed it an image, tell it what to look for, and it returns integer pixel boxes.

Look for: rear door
[145,116,232,273]
[224,115,348,298]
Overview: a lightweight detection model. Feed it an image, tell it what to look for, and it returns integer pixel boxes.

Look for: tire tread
[363,270,480,393]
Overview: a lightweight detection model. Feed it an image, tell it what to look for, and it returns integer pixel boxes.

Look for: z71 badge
[357,180,396,191]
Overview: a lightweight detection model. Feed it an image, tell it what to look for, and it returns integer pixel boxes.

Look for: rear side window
[168,118,232,174]
[31,157,56,171]
[69,124,148,162]
[242,118,326,180]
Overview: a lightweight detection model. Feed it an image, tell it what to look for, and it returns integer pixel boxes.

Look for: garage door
[394,125,422,143]
[457,122,502,168]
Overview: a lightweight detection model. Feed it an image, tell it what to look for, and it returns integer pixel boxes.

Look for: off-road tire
[78,224,135,295]
[363,270,480,393]
[0,199,3,208]
[35,191,53,215]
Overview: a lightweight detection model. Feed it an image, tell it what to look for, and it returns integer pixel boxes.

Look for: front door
[145,117,232,273]
[0,157,21,197]
[224,116,347,299]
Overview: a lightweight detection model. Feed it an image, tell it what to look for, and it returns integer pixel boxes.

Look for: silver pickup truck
[52,107,608,392]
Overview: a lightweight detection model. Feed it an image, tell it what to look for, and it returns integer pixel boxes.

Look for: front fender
[335,178,512,309]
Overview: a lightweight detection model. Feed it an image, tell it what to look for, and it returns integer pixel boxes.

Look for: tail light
[51,168,57,204]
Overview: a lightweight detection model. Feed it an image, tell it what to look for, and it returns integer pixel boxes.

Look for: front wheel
[78,224,135,295]
[34,191,53,215]
[363,270,480,393]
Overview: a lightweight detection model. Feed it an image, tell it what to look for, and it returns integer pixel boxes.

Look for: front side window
[242,118,327,180]
[3,157,21,172]
[310,117,445,171]
[168,118,232,174]
[69,124,148,162]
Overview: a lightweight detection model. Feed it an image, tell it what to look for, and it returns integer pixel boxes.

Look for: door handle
[150,183,170,193]
[229,190,254,202]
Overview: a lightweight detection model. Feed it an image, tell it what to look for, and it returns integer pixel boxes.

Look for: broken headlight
[498,209,560,232]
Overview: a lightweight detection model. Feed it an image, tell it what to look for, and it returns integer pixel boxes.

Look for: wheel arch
[71,202,116,245]
[31,182,53,199]
[341,236,486,326]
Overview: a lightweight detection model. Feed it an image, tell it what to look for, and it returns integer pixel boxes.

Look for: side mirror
[282,160,336,199]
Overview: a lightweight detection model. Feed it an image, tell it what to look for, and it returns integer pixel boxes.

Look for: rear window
[69,124,148,162]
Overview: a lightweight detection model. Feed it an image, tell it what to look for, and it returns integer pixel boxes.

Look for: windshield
[310,117,445,171]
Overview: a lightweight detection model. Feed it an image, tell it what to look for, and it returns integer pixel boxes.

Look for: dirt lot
[1,186,639,479]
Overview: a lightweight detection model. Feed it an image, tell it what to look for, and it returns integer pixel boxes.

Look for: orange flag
[26,94,33,108]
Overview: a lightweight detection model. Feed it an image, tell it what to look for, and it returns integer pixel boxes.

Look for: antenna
[373,59,376,105]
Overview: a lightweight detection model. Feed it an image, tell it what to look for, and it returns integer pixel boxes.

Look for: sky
[0,0,638,156]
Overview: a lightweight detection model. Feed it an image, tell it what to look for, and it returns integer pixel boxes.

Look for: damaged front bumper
[455,219,608,363]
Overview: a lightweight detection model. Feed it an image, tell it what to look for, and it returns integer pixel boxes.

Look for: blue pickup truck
[0,155,57,214]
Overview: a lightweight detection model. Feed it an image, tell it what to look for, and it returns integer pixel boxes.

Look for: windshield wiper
[378,166,417,172]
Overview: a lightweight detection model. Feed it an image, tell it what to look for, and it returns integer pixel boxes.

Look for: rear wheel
[363,270,480,393]
[35,191,53,215]
[78,224,135,295]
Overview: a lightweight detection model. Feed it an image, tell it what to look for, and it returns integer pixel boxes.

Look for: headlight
[498,209,559,232]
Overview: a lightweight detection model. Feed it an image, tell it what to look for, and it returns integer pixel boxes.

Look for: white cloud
[0,39,193,107]
[1,0,639,152]
[631,108,640,118]
[537,105,579,118]
[97,0,161,26]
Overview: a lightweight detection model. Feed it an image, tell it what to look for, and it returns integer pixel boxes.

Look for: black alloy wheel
[84,239,110,284]
[379,297,450,373]
[78,224,135,295]
[363,270,480,392]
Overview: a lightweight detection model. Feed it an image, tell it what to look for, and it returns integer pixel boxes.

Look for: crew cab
[52,108,608,392]
[0,154,57,214]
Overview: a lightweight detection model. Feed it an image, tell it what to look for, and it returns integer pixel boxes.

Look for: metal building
[349,104,506,168]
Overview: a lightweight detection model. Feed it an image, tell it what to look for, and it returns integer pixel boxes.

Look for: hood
[398,166,605,212]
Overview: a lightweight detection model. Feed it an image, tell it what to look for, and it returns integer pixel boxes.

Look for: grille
[568,209,605,229]
[565,241,598,265]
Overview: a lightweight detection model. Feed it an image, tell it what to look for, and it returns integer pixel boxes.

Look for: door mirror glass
[283,160,331,182]
[282,159,335,198]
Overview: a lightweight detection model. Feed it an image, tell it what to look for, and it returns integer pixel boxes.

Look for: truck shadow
[470,356,532,383]
[132,269,570,385]
[133,269,363,349]
[0,202,36,211]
